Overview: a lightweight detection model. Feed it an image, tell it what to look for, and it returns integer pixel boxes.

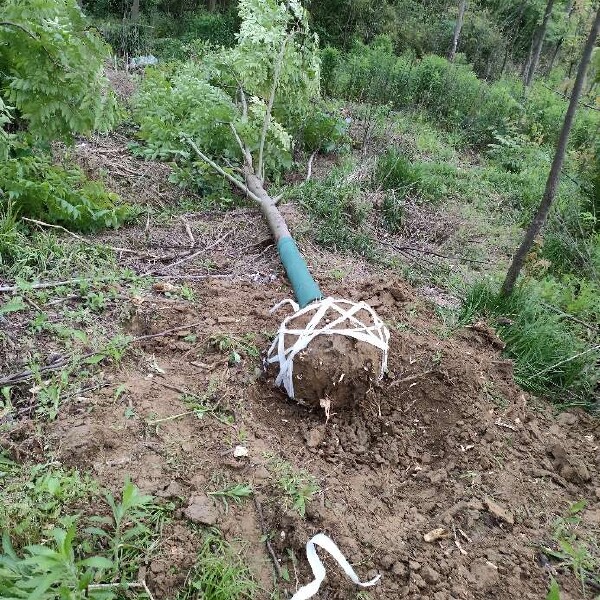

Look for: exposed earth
[2,131,599,600]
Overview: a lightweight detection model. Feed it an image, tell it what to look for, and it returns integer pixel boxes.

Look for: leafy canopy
[133,0,321,177]
[0,0,117,146]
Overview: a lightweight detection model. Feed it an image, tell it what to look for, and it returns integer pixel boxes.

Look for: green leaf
[546,577,560,600]
[0,296,27,315]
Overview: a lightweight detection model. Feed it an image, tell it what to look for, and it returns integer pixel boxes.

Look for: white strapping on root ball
[266,297,390,408]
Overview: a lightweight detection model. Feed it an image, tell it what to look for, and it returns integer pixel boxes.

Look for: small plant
[541,500,600,597]
[267,457,320,517]
[177,528,257,600]
[373,147,422,192]
[182,391,234,426]
[208,483,253,513]
[210,333,260,365]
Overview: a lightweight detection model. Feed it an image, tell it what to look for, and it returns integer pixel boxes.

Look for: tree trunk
[208,0,217,11]
[502,5,600,296]
[545,38,562,75]
[448,0,467,61]
[523,0,555,88]
[131,0,140,21]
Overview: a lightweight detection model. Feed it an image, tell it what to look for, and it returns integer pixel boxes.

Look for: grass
[177,528,257,600]
[208,483,253,513]
[266,456,320,518]
[0,467,171,598]
[460,281,599,406]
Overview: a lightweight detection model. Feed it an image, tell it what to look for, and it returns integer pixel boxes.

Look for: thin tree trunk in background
[502,5,600,296]
[546,39,562,74]
[208,0,217,10]
[448,0,467,61]
[131,0,140,21]
[524,0,555,87]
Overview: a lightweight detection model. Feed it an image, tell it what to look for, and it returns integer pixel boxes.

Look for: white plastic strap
[267,297,390,399]
[290,533,381,600]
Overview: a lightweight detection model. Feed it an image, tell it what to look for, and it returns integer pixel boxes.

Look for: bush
[460,281,599,405]
[0,153,132,232]
[323,40,600,151]
[180,9,238,47]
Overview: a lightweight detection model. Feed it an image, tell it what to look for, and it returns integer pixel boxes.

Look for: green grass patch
[176,528,257,600]
[460,281,599,406]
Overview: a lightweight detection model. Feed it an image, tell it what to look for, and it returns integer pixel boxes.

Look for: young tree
[449,0,468,61]
[502,3,600,295]
[523,0,555,87]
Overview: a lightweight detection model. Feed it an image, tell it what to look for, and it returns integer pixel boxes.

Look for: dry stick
[253,496,282,578]
[87,581,155,600]
[21,217,151,257]
[0,321,206,386]
[378,237,491,265]
[305,150,317,182]
[0,276,124,294]
[180,216,195,247]
[162,230,234,270]
[540,302,599,332]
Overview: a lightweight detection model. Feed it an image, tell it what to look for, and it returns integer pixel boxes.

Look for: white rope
[290,533,381,600]
[266,297,390,399]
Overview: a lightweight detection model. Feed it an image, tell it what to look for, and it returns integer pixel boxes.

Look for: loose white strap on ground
[290,533,381,600]
[267,297,390,399]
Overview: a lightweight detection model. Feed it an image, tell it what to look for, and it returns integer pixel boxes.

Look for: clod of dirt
[484,496,515,525]
[469,559,500,589]
[184,495,219,525]
[291,334,382,409]
[548,443,591,483]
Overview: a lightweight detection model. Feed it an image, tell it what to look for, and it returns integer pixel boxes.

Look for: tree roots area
[3,265,599,599]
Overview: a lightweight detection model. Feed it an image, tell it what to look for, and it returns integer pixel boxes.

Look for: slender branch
[306,150,317,182]
[21,217,152,256]
[185,137,263,204]
[257,34,289,182]
[0,21,59,66]
[0,276,128,294]
[229,122,253,168]
[0,321,206,386]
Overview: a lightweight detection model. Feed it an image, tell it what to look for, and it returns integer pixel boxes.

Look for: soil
[2,120,598,598]
[4,268,599,599]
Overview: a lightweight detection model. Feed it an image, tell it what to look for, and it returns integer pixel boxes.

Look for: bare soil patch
[5,271,598,599]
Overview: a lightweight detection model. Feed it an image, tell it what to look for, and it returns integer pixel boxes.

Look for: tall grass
[461,281,599,406]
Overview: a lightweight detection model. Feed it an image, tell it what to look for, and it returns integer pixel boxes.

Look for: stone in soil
[184,495,219,525]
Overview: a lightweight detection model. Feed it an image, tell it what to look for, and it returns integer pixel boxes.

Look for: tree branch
[257,34,289,182]
[185,137,263,204]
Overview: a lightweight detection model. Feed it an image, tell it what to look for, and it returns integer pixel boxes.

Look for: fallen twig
[21,217,155,257]
[180,216,195,247]
[0,321,206,386]
[0,276,131,294]
[88,580,155,600]
[164,230,234,270]
[253,495,282,578]
[306,150,317,182]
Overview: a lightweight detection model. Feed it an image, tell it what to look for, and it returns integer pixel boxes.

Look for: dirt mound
[9,275,598,600]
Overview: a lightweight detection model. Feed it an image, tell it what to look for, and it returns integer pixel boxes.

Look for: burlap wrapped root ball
[266,298,390,409]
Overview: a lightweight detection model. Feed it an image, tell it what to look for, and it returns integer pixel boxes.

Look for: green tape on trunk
[277,236,322,308]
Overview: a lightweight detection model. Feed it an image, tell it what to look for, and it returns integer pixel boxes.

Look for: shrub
[323,40,599,151]
[180,9,238,47]
[373,147,421,191]
[0,153,132,232]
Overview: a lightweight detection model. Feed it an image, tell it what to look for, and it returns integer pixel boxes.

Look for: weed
[182,391,234,426]
[210,333,260,365]
[177,528,257,600]
[373,147,421,192]
[0,462,99,549]
[266,456,320,517]
[541,500,600,597]
[208,483,253,513]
